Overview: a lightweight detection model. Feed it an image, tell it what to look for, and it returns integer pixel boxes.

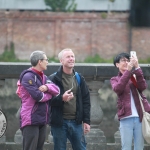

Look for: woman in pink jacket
[16,51,60,150]
[110,52,150,150]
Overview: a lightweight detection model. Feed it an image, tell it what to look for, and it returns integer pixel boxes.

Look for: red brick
[0,11,149,62]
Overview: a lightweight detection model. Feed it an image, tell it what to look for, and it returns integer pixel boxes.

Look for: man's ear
[60,59,63,64]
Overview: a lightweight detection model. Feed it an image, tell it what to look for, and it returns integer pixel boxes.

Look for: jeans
[51,119,86,150]
[120,117,144,150]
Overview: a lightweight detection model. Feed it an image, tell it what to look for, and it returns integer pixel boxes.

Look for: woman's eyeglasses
[120,59,130,63]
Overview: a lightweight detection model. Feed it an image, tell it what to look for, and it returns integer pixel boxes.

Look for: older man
[49,48,91,150]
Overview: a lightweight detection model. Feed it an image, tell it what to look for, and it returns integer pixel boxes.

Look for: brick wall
[0,11,150,62]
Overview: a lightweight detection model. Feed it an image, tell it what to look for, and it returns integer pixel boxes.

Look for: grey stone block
[14,129,23,144]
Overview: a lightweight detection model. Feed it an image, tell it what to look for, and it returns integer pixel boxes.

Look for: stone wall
[1,79,150,150]
[1,63,150,149]
[0,11,150,62]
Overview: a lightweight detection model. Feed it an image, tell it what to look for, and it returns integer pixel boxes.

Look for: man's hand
[83,123,90,134]
[62,89,74,102]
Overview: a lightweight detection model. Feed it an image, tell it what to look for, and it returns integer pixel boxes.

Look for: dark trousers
[22,125,46,150]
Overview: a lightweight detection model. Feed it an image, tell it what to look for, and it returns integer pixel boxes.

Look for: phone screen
[130,51,136,57]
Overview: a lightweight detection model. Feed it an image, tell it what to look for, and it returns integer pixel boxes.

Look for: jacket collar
[56,66,76,77]
[118,71,123,77]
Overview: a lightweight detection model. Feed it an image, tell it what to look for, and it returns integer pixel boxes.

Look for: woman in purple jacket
[110,52,150,150]
[16,51,60,150]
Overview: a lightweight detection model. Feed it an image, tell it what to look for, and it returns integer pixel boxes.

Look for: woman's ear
[116,63,119,68]
[38,59,43,65]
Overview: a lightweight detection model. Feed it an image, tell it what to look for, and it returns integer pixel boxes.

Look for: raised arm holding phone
[110,52,150,150]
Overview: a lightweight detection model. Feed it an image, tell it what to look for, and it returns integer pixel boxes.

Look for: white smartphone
[130,51,136,57]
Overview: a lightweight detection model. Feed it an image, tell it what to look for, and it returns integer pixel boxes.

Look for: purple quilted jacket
[16,69,60,128]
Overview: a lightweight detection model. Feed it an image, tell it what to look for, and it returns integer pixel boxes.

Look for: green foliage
[84,54,113,63]
[101,12,107,19]
[1,43,150,64]
[139,58,150,63]
[0,42,60,62]
[0,42,20,62]
[109,0,115,2]
[48,57,59,63]
[83,54,150,64]
[44,0,77,12]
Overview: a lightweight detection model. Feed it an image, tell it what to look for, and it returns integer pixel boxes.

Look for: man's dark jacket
[48,66,91,127]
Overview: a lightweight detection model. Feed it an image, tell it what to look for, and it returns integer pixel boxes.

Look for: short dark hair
[113,52,130,67]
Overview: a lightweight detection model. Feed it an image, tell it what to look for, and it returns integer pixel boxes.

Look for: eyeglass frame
[40,58,49,62]
[119,58,130,63]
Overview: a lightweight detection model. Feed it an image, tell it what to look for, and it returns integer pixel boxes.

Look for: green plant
[44,0,77,12]
[84,54,150,64]
[101,12,107,19]
[109,0,115,2]
[48,56,59,63]
[84,54,113,63]
[0,42,61,62]
[139,57,150,64]
[0,42,19,62]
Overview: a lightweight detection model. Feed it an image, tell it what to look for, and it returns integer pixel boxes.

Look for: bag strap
[132,74,145,113]
[53,72,81,85]
[75,72,80,85]
[136,89,145,113]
